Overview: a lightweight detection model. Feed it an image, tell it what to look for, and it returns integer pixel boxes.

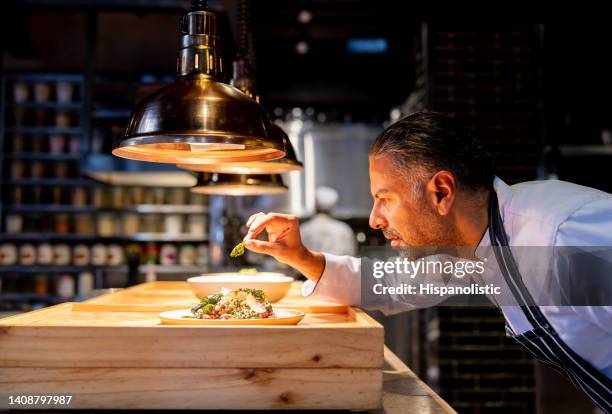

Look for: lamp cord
[191,0,208,11]
[237,0,251,60]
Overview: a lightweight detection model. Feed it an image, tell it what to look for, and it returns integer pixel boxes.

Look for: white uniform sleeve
[302,252,477,315]
[301,253,361,306]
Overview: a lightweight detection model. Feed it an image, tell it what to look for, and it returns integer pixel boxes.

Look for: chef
[243,111,612,412]
[300,186,357,257]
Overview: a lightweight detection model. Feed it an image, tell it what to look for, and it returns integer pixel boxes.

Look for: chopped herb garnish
[230,240,246,258]
[239,287,266,301]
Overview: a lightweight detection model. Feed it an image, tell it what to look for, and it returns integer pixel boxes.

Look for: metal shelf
[0,265,127,273]
[3,73,83,82]
[93,108,132,118]
[6,126,82,135]
[8,102,82,109]
[133,204,208,214]
[0,294,69,304]
[0,233,208,243]
[4,205,97,213]
[6,178,102,186]
[4,152,81,161]
[138,264,205,274]
[559,145,612,157]
[130,233,208,242]
[4,204,208,214]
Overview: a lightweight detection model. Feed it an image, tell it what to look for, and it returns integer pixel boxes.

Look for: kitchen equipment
[31,160,45,179]
[178,244,196,266]
[187,273,293,303]
[97,213,115,236]
[158,308,305,325]
[186,214,206,236]
[77,272,95,297]
[112,3,285,165]
[12,133,26,152]
[122,213,139,235]
[0,244,18,265]
[196,243,209,266]
[56,162,69,179]
[91,244,107,266]
[13,81,29,102]
[73,244,90,266]
[55,214,70,234]
[191,173,287,196]
[34,274,48,295]
[56,274,75,298]
[142,243,158,264]
[19,244,36,265]
[49,134,66,154]
[53,244,71,265]
[54,111,70,128]
[75,214,95,235]
[69,135,80,154]
[164,214,183,235]
[73,187,87,206]
[107,244,125,266]
[159,244,178,265]
[179,125,303,174]
[37,243,54,265]
[55,81,74,103]
[10,160,25,179]
[5,215,23,234]
[110,187,124,208]
[33,82,51,102]
[140,214,160,233]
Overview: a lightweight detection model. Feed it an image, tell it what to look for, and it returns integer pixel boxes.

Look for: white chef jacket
[302,177,612,378]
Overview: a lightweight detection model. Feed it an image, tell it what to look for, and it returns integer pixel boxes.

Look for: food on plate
[190,288,274,320]
[230,240,246,258]
[238,267,258,275]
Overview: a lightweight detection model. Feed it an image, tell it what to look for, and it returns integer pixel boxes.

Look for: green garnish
[230,240,246,258]
[239,287,266,301]
[202,304,214,314]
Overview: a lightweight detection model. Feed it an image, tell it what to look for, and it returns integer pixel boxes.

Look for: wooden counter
[0,281,455,413]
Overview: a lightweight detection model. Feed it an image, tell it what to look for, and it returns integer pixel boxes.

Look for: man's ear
[426,171,457,215]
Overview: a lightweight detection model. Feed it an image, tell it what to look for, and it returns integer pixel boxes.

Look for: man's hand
[244,212,325,281]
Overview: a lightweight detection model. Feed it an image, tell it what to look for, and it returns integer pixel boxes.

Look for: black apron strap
[488,192,552,330]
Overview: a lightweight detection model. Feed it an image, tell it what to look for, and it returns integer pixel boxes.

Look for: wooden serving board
[86,281,348,313]
[0,302,383,369]
[0,282,384,410]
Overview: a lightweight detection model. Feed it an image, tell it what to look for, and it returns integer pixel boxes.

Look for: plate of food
[159,288,305,325]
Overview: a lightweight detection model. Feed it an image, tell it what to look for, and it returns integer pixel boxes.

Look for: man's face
[368,154,457,247]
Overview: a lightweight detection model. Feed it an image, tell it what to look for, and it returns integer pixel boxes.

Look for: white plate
[187,272,293,303]
[158,308,305,325]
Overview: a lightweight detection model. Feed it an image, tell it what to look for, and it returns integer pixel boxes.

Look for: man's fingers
[244,239,280,256]
[246,212,265,228]
[246,214,291,241]
[270,226,291,242]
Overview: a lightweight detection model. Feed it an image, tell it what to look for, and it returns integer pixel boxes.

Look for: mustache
[382,228,401,239]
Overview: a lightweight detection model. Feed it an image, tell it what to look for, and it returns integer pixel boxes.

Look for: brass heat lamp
[190,172,288,196]
[112,0,286,164]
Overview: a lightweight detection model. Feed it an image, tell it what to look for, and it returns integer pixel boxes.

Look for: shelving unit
[0,72,211,312]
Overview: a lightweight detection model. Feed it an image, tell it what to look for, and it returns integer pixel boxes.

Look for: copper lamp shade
[191,172,287,196]
[112,6,285,164]
[177,125,303,174]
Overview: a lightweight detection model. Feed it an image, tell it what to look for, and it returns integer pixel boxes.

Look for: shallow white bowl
[187,272,294,303]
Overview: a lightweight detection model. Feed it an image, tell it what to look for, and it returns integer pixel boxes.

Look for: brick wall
[400,22,541,413]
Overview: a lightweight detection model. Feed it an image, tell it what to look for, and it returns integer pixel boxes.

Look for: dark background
[2,1,611,413]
